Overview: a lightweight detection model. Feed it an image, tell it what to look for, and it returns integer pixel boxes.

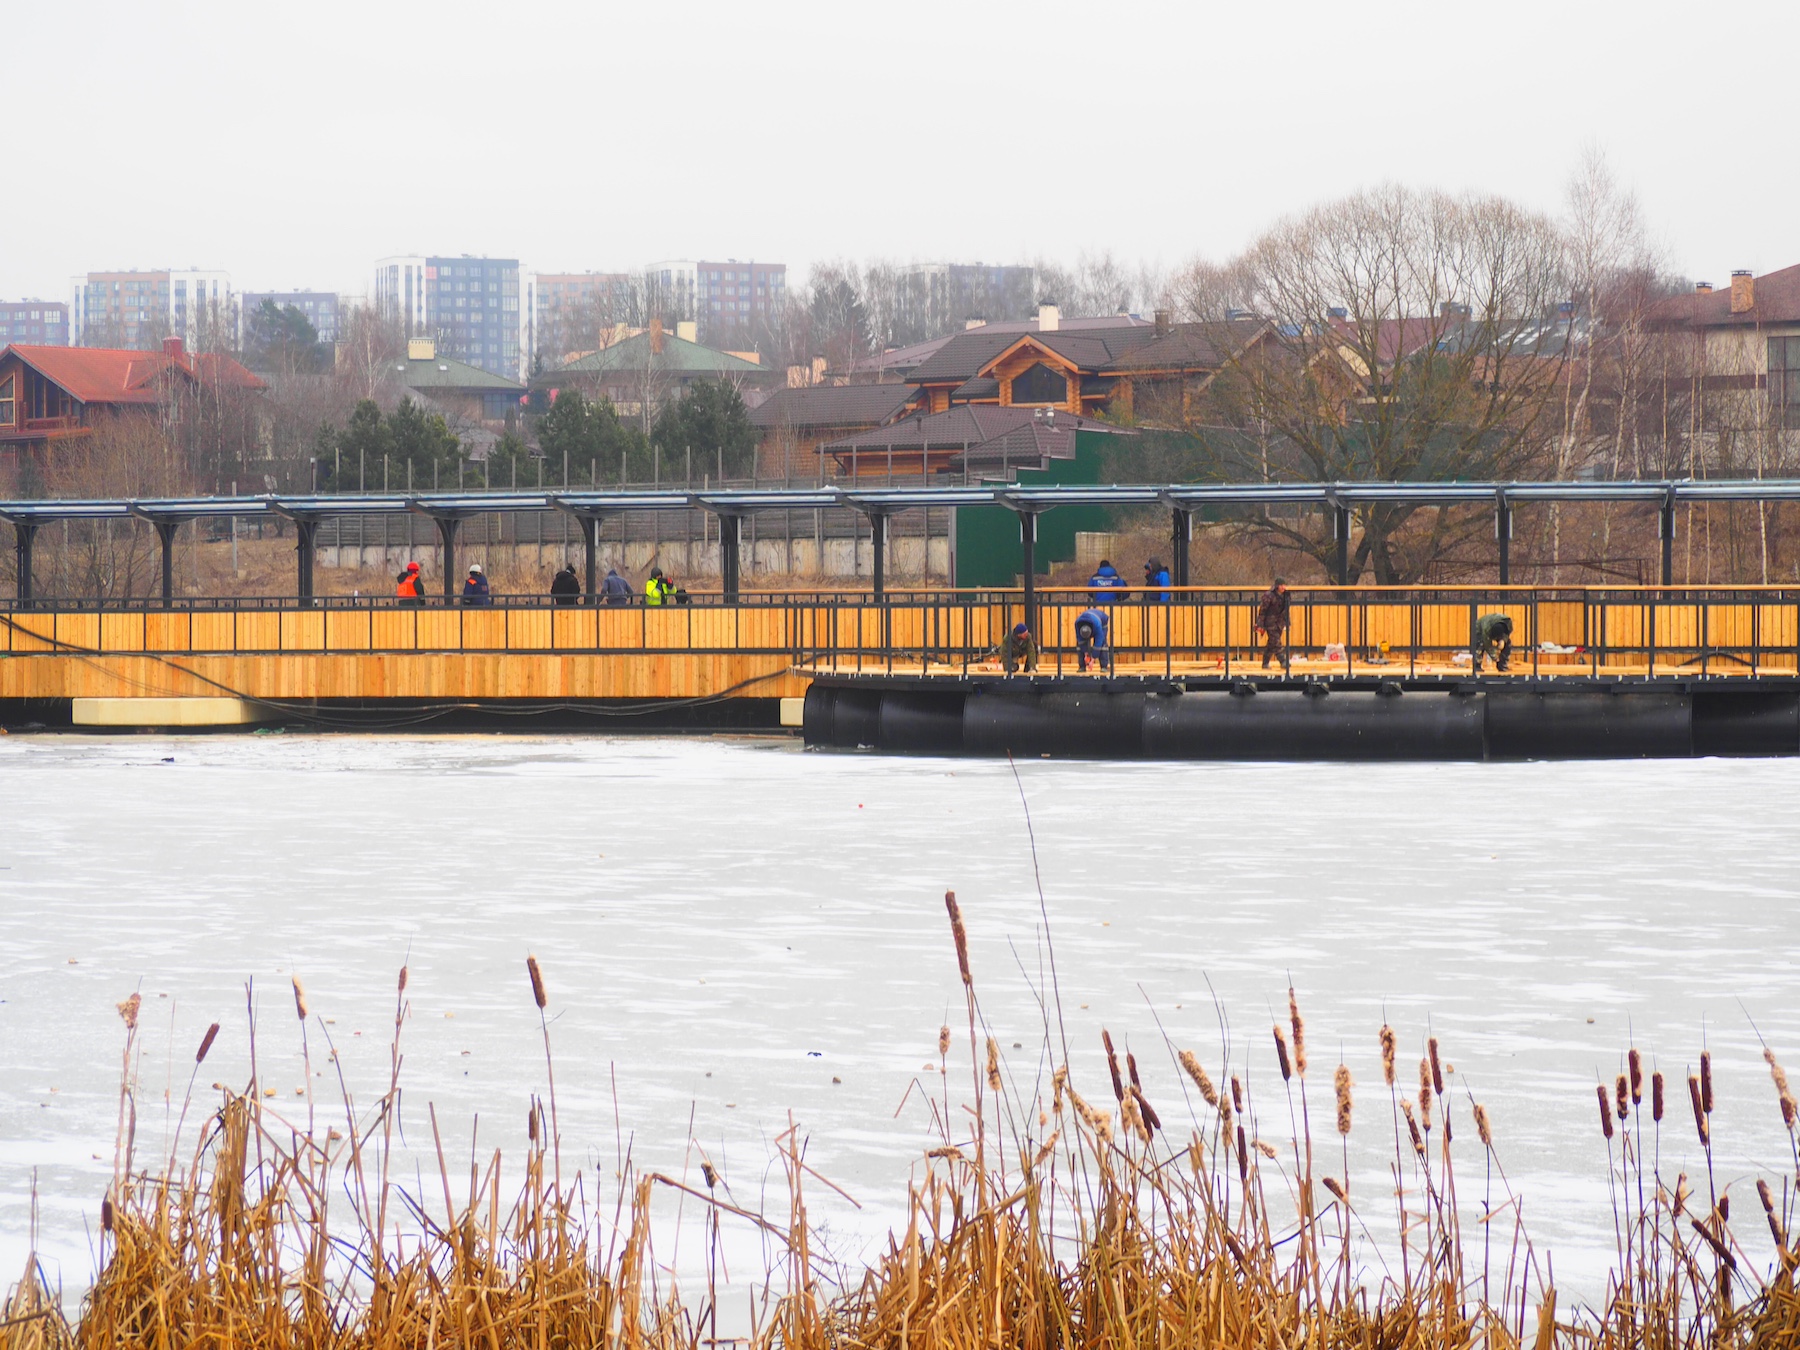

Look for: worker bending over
[1075,608,1111,672]
[1472,612,1515,672]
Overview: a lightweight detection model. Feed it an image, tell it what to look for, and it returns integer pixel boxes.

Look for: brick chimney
[1731,270,1755,314]
[1154,308,1172,336]
[162,336,185,358]
[1037,301,1060,332]
[1695,281,1713,294]
[649,317,664,354]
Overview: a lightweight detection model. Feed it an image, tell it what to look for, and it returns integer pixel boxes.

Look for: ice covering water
[1,734,1797,1298]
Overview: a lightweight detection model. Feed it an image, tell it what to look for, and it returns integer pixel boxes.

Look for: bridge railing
[3,586,1799,676]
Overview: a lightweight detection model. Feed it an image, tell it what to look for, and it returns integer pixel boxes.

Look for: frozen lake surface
[2,732,1798,1300]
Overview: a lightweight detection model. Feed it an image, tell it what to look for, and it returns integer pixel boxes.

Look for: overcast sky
[8,0,1790,303]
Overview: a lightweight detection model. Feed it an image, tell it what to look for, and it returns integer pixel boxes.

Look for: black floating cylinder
[1144,689,1485,761]
[964,688,1147,758]
[1485,690,1691,759]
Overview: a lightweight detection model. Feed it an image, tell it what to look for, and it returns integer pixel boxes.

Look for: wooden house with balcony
[0,337,263,467]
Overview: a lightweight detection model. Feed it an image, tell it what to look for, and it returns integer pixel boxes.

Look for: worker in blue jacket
[1075,607,1112,672]
[1143,557,1172,602]
[1087,559,1128,603]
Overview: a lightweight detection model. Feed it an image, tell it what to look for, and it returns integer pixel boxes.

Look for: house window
[1769,337,1800,429]
[1010,362,1068,405]
[0,375,13,426]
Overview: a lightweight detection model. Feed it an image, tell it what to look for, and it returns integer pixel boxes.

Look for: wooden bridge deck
[3,587,1798,705]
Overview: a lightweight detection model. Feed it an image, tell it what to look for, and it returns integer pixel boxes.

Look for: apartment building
[375,255,524,379]
[0,301,69,347]
[69,269,233,348]
[647,259,785,340]
[532,271,632,366]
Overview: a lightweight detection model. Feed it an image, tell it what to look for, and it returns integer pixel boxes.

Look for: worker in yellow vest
[644,567,674,606]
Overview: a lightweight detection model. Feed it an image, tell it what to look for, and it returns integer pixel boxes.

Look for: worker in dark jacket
[1473,612,1515,672]
[1256,579,1291,671]
[461,563,492,605]
[1074,607,1111,672]
[1000,622,1037,674]
[550,563,581,605]
[395,561,426,607]
[601,568,633,605]
[1087,560,1128,603]
[1143,557,1171,602]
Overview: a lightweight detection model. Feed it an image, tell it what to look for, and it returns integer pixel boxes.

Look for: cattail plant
[1273,1025,1292,1081]
[1380,1024,1397,1086]
[1334,1065,1353,1136]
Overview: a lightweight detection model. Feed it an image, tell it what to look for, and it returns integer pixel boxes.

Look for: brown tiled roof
[841,314,1152,379]
[1646,264,1800,328]
[2,343,264,405]
[950,375,999,401]
[910,327,1162,386]
[1097,318,1267,372]
[747,382,917,429]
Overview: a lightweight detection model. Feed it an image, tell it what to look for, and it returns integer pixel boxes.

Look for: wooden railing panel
[327,611,373,652]
[145,614,190,652]
[281,611,325,651]
[460,610,509,650]
[551,609,597,649]
[54,614,99,652]
[415,611,460,651]
[370,611,415,650]
[100,613,145,653]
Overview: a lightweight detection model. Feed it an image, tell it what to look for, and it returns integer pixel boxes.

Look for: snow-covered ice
[1,733,1797,1298]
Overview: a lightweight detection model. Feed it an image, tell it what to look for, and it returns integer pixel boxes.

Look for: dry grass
[6,916,1800,1350]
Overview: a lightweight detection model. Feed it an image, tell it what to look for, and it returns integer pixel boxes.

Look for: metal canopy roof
[7,480,1800,526]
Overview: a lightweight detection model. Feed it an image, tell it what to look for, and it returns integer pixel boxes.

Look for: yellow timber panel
[100,612,146,653]
[238,612,282,651]
[597,610,646,649]
[145,613,192,652]
[1360,604,1415,652]
[54,613,100,652]
[1758,604,1798,651]
[6,613,57,652]
[415,611,461,651]
[326,611,373,651]
[1538,603,1585,648]
[507,609,551,651]
[459,610,509,650]
[369,611,416,650]
[551,608,596,649]
[189,613,235,651]
[682,609,740,650]
[642,609,695,649]
[281,611,325,652]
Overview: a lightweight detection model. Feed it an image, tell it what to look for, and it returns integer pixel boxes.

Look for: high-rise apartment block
[69,270,233,349]
[375,255,523,379]
[647,259,785,339]
[0,300,69,347]
[532,272,632,366]
[896,264,1037,341]
[240,290,341,343]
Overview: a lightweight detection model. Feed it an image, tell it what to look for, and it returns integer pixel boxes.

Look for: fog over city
[7,0,1794,301]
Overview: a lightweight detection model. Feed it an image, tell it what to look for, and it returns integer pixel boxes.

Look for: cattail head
[1653,1071,1665,1122]
[1765,1048,1798,1131]
[1273,1025,1292,1082]
[985,1037,1002,1093]
[1052,1065,1068,1115]
[1474,1102,1493,1148]
[1689,1073,1710,1145]
[1323,1176,1347,1204]
[1121,1089,1150,1142]
[1700,1051,1714,1115]
[945,891,971,987]
[1615,1074,1630,1121]
[526,955,547,1010]
[1596,1084,1615,1140]
[1380,1024,1397,1086]
[117,993,141,1030]
[1254,1138,1277,1161]
[1102,1030,1125,1103]
[196,1022,220,1065]
[1126,1051,1142,1091]
[1068,1084,1112,1142]
[292,976,308,1022]
[1288,988,1307,1078]
[1628,1048,1643,1103]
[1400,1098,1425,1158]
[1428,1037,1444,1095]
[397,964,408,995]
[1759,1178,1785,1248]
[1230,1076,1244,1114]
[527,1106,539,1142]
[938,1024,950,1058]
[1417,1059,1433,1130]
[1334,1064,1353,1136]
[1179,1050,1221,1109]
[101,1197,114,1233]
[1236,1125,1249,1182]
[702,1162,717,1190]
[1131,1083,1162,1133]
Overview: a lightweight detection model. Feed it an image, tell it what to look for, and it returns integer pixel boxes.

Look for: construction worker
[644,566,675,607]
[1143,557,1171,602]
[1256,579,1291,671]
[1473,612,1515,672]
[1074,607,1111,672]
[999,622,1037,674]
[395,561,426,607]
[1087,559,1128,603]
[461,563,491,606]
[550,563,581,605]
[601,567,633,605]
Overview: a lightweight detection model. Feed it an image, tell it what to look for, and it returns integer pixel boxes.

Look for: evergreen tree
[651,379,756,478]
[533,388,652,483]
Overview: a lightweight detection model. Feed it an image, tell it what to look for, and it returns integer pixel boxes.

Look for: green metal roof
[401,356,523,392]
[538,331,765,383]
